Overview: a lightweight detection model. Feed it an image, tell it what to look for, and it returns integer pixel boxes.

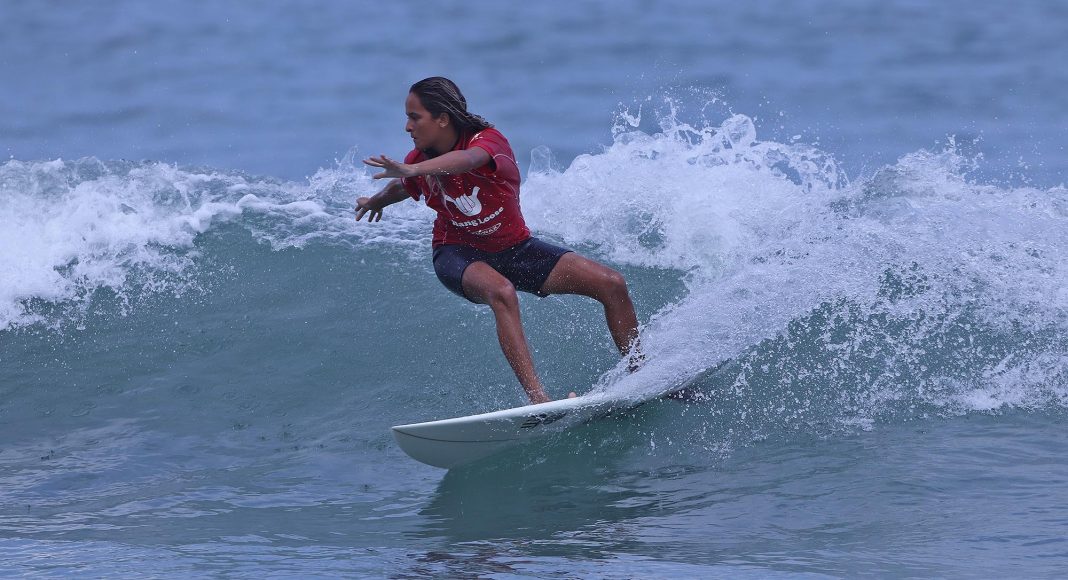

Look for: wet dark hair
[409,77,493,134]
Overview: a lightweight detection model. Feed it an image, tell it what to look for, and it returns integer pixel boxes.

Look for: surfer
[355,77,641,405]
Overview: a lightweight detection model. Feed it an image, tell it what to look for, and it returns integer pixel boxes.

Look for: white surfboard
[391,389,654,469]
[392,361,726,469]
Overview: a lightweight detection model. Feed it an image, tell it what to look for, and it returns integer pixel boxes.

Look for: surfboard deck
[391,361,730,469]
[391,390,640,469]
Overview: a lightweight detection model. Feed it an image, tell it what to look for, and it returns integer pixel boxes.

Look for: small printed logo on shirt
[471,223,502,236]
[449,205,503,229]
[444,186,482,217]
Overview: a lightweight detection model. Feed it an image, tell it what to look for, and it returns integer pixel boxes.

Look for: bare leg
[539,253,642,368]
[462,261,552,404]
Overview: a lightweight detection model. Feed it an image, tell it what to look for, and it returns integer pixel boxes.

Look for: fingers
[355,210,383,222]
[363,155,402,180]
[362,157,388,178]
[355,197,368,221]
[362,155,396,167]
[354,202,383,222]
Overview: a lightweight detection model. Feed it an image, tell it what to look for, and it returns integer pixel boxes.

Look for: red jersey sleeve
[468,128,512,174]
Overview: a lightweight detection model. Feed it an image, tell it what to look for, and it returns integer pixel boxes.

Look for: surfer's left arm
[363,148,491,179]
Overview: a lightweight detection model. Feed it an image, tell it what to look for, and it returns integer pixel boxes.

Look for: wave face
[2,104,1067,578]
[3,105,1068,431]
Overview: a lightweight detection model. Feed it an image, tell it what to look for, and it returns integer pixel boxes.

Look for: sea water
[2,1,1067,577]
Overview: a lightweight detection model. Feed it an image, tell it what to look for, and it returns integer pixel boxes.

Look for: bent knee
[605,269,627,291]
[484,279,519,309]
[598,268,629,301]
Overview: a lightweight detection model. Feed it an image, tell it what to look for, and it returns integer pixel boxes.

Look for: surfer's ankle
[527,390,551,404]
[626,352,646,373]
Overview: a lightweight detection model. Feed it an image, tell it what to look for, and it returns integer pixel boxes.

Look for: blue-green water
[3,1,1068,577]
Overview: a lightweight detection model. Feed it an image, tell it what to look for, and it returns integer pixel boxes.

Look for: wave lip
[0,156,420,331]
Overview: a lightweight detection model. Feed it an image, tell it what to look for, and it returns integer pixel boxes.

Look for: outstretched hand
[363,155,416,179]
[355,196,384,222]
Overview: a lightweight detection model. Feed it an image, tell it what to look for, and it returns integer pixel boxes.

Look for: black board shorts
[433,237,572,302]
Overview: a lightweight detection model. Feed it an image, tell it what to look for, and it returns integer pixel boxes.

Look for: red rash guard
[401,127,531,253]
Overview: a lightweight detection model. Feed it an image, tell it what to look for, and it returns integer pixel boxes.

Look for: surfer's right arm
[355,178,409,222]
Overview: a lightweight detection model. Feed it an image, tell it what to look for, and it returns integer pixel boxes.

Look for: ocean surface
[3,1,1068,577]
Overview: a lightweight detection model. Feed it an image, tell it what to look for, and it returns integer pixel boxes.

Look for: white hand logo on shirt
[445,186,482,217]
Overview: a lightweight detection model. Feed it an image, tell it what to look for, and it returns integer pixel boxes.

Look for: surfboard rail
[390,362,728,469]
[391,391,629,469]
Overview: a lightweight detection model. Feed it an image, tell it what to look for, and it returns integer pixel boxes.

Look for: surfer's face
[405,92,453,155]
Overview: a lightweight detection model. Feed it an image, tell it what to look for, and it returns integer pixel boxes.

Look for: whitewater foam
[0,157,428,330]
[520,104,1067,422]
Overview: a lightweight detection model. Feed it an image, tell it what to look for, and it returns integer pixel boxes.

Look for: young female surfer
[356,77,640,405]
